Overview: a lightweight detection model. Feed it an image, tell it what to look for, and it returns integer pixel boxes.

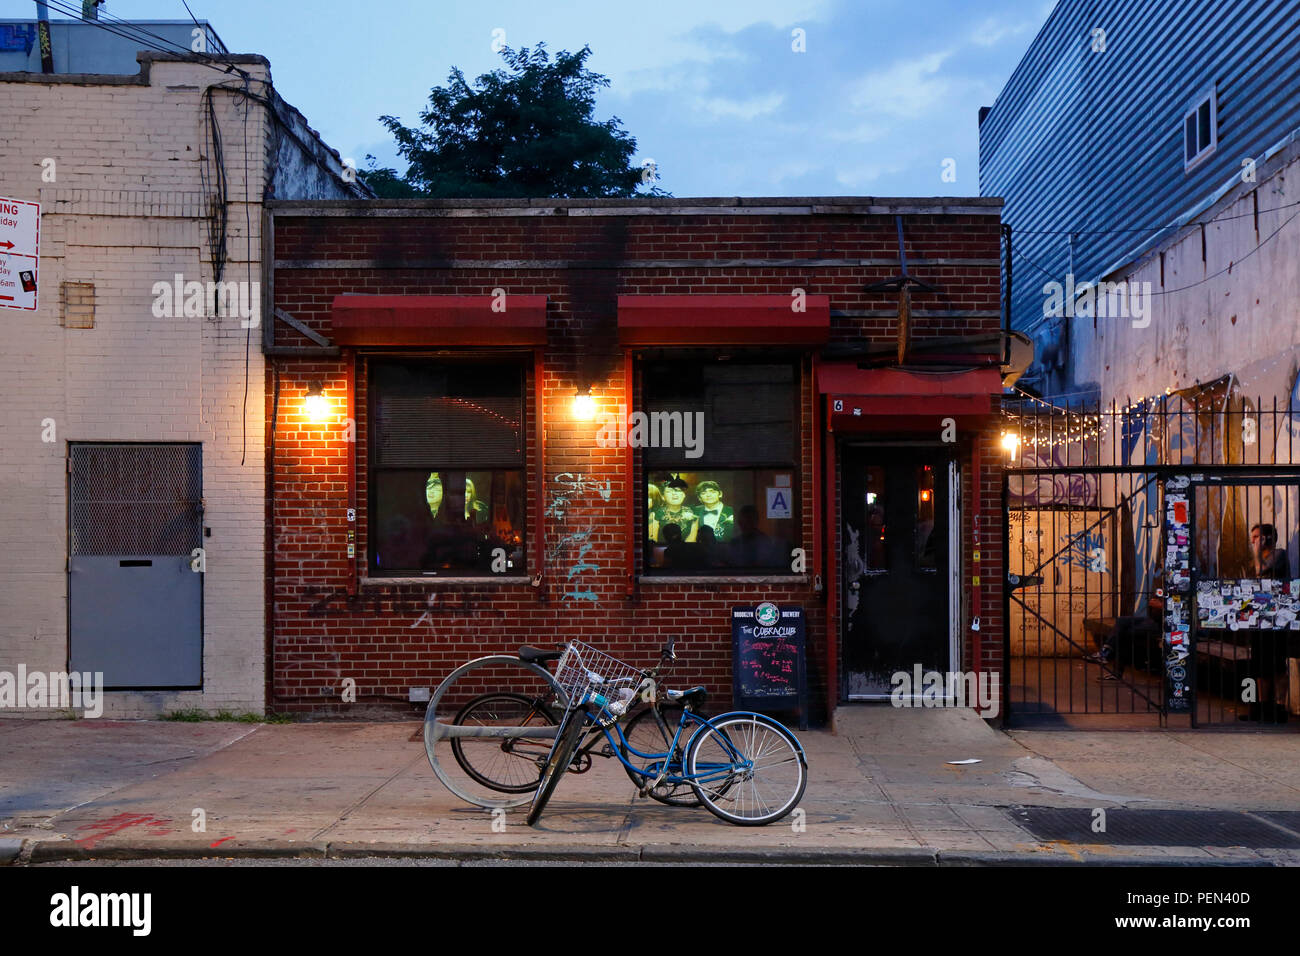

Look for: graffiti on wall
[546,472,611,603]
[1007,445,1099,507]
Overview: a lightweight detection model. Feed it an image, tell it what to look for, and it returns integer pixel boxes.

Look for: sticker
[765,487,792,519]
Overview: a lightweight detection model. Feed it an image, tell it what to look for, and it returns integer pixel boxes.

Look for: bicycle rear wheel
[685,714,806,826]
[526,706,589,826]
[620,705,700,806]
[451,693,557,794]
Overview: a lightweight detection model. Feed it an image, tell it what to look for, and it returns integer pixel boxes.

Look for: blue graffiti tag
[1059,531,1105,571]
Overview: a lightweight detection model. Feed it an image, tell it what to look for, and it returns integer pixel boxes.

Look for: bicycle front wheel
[685,714,806,826]
[451,693,557,794]
[526,707,589,826]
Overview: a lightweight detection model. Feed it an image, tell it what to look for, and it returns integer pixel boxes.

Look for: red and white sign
[0,196,40,311]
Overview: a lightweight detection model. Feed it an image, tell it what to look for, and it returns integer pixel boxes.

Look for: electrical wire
[42,0,252,80]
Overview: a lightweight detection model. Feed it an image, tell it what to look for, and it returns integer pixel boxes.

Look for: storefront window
[642,360,799,574]
[369,362,526,575]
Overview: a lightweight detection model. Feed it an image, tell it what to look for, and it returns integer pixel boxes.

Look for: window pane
[372,469,526,574]
[915,465,937,570]
[1198,101,1212,152]
[372,363,523,469]
[644,362,795,467]
[646,468,798,573]
[863,466,887,570]
[1185,115,1197,162]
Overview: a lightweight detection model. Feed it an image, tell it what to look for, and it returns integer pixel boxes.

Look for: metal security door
[842,446,955,699]
[69,443,203,688]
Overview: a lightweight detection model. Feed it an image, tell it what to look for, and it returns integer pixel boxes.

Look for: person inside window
[464,476,490,524]
[421,471,480,570]
[693,480,735,542]
[649,476,698,544]
[1249,523,1290,579]
[729,504,782,568]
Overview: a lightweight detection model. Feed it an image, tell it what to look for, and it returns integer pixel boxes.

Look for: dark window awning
[819,363,1002,428]
[331,295,548,346]
[617,295,831,346]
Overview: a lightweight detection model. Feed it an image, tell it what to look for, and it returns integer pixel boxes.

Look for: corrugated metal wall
[980,0,1300,394]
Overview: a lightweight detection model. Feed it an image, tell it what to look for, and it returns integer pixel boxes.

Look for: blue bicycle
[526,639,808,827]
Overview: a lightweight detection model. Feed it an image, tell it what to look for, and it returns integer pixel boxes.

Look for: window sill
[638,574,810,586]
[359,575,533,587]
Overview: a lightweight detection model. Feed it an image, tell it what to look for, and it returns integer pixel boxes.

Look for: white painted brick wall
[0,60,274,718]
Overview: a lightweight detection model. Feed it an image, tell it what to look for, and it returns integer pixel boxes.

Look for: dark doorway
[841,445,955,699]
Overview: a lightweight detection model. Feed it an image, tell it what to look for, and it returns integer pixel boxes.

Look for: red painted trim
[533,350,545,598]
[624,350,635,598]
[345,350,357,596]
[810,353,821,590]
[818,363,1002,397]
[617,294,830,346]
[332,295,548,346]
[824,398,838,716]
[971,438,981,686]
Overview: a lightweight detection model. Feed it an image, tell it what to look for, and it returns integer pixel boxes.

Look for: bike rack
[423,654,569,809]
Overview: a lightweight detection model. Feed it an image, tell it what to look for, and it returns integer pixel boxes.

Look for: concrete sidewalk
[1,709,1298,865]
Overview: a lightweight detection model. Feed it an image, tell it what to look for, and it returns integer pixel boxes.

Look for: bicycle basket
[552,641,644,713]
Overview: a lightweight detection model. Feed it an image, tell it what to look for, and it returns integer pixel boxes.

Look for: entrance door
[68,443,203,688]
[842,446,955,699]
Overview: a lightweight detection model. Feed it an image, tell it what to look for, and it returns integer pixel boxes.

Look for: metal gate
[69,443,204,688]
[1003,381,1300,727]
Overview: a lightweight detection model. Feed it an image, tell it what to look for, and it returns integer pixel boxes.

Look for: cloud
[849,51,953,117]
[968,16,1038,48]
[692,92,785,120]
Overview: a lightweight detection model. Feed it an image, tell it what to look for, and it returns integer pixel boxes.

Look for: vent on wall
[61,281,95,329]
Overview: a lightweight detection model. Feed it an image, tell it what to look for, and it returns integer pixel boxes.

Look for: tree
[360,44,663,199]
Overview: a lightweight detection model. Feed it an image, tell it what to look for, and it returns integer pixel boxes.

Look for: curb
[0,838,24,865]
[16,839,1283,866]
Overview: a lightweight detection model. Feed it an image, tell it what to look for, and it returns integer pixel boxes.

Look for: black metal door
[841,446,952,699]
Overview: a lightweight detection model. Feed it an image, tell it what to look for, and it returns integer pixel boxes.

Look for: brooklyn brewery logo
[755,602,780,627]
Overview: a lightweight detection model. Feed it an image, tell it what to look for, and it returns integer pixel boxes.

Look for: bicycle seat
[665,686,707,709]
[518,645,562,663]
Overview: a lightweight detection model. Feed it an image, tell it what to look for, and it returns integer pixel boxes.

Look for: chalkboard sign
[732,603,807,730]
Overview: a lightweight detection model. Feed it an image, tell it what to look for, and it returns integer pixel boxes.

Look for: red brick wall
[269,206,1004,718]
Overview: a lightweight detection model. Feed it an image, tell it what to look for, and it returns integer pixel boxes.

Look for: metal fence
[1003,382,1300,727]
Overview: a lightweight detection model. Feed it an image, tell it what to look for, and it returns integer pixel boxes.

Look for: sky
[17,0,1058,197]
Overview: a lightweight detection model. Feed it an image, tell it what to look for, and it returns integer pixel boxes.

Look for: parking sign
[0,196,40,311]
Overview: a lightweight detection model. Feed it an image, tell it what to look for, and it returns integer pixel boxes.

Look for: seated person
[1248,523,1290,579]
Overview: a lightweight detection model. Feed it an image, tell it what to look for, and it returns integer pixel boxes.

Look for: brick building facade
[267,197,1007,721]
[0,53,362,718]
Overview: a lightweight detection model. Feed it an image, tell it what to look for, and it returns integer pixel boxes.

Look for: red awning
[617,295,830,346]
[331,295,548,346]
[819,363,1002,428]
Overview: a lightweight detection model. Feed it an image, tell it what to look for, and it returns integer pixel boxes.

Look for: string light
[998,382,1222,452]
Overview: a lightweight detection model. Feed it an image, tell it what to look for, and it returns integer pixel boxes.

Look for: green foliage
[373,44,665,198]
[161,708,293,723]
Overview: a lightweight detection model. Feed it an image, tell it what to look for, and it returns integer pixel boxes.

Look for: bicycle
[526,639,807,827]
[448,644,702,806]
